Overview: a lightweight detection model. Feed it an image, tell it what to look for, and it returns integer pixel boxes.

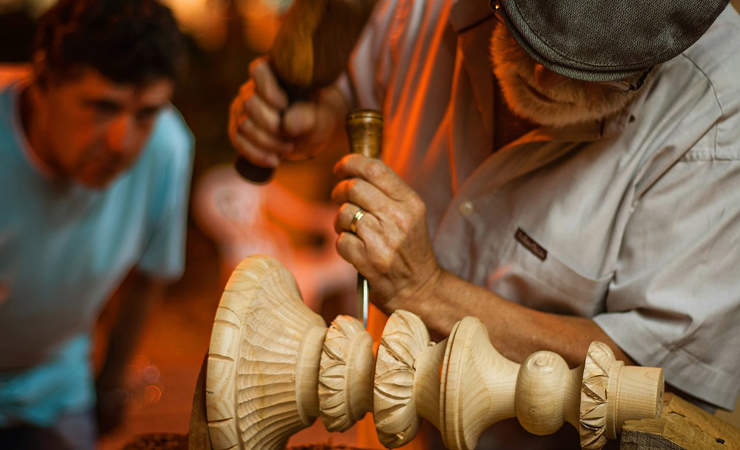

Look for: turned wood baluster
[206,255,377,450]
[206,256,663,450]
[374,313,664,450]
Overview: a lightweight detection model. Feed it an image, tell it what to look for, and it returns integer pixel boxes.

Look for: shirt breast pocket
[486,228,613,317]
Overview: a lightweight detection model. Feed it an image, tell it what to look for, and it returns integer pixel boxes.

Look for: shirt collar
[599,74,654,138]
[522,120,604,144]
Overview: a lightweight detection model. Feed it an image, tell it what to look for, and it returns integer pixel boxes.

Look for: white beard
[490,25,639,128]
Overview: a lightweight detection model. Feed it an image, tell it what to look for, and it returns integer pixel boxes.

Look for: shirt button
[459,201,474,217]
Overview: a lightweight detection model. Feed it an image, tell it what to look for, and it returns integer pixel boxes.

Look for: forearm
[331,156,634,367]
[390,268,634,367]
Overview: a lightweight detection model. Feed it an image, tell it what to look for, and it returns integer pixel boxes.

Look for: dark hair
[35,0,186,85]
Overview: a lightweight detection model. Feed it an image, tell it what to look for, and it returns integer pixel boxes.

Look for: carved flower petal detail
[207,256,327,450]
[318,315,372,433]
[374,311,431,448]
[579,341,615,450]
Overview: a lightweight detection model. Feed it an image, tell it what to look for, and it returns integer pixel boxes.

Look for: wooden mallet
[235,0,378,183]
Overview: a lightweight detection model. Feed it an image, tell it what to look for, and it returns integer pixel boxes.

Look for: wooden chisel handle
[346,109,383,327]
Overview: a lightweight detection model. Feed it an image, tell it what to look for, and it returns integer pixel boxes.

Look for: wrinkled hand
[332,154,442,313]
[228,58,344,169]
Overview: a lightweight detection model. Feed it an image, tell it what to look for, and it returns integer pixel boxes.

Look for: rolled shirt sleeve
[595,156,740,410]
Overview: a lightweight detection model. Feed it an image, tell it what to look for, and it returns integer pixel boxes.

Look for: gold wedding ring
[350,208,365,234]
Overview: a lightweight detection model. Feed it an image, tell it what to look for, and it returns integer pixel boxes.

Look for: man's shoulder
[123,105,193,193]
[681,6,740,108]
[639,6,740,163]
[141,106,194,168]
[149,106,193,153]
[681,6,740,161]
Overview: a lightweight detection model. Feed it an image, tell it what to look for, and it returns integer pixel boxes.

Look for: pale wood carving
[206,256,665,450]
[440,316,521,450]
[580,341,665,448]
[374,310,444,447]
[621,392,740,450]
[206,255,326,449]
[206,255,374,450]
[373,314,664,450]
[319,315,374,432]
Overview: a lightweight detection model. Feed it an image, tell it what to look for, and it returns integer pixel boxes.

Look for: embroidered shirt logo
[515,228,547,261]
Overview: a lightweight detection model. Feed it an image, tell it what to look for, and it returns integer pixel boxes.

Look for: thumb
[282,102,318,137]
[283,101,337,143]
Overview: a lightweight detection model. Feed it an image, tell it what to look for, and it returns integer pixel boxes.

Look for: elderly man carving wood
[230,0,739,447]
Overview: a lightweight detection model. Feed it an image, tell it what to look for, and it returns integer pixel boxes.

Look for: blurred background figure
[0,0,192,448]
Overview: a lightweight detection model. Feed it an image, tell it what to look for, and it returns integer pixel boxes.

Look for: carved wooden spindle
[319,315,374,432]
[318,108,380,433]
[579,341,665,448]
[441,317,521,450]
[206,255,374,450]
[207,257,663,450]
[374,313,664,450]
[206,256,326,450]
[374,310,445,447]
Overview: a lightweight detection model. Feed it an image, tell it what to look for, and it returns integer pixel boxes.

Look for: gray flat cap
[498,0,729,81]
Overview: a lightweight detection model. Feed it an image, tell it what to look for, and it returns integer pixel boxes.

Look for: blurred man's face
[33,68,174,188]
[490,25,638,128]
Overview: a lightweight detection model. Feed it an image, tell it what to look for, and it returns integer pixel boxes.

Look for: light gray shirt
[343,0,740,411]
